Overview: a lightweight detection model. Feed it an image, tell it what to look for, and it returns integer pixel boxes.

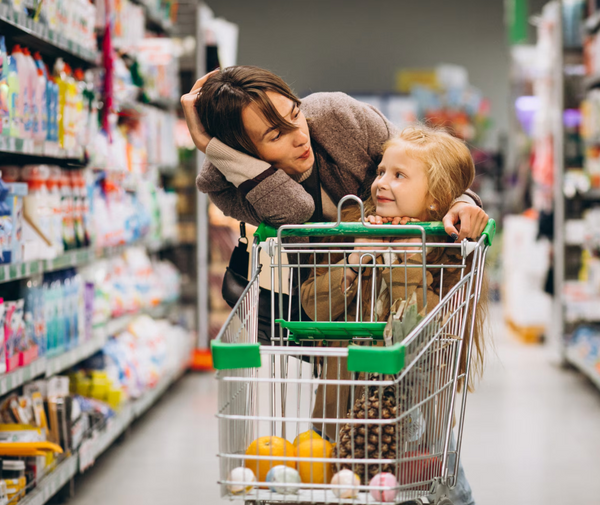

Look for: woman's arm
[196,157,315,227]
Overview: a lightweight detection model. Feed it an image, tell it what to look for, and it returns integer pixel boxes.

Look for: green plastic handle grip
[255,219,496,246]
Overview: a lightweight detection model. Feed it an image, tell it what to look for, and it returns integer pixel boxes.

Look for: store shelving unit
[20,351,191,505]
[0,3,99,67]
[0,1,190,501]
[0,298,179,396]
[539,1,600,386]
[0,137,85,166]
[129,0,173,35]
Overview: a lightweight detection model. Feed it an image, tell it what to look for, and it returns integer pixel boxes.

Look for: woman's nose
[293,128,308,147]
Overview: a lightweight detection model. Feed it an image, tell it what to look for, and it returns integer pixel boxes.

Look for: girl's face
[242,92,314,176]
[371,143,433,220]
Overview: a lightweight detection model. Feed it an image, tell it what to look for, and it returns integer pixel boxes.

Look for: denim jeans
[446,433,476,505]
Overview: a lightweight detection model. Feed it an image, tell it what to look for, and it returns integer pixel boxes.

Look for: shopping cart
[212,196,495,505]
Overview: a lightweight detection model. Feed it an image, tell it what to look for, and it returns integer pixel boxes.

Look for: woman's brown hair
[195,66,301,158]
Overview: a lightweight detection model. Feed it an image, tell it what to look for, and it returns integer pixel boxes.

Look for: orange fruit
[245,436,296,484]
[297,438,334,484]
[293,430,322,448]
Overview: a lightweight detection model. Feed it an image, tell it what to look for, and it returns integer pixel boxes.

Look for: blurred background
[0,0,599,504]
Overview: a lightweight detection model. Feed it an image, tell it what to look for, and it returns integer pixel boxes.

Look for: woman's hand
[442,202,489,242]
[180,69,220,153]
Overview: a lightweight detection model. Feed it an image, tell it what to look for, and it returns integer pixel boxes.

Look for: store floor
[63,305,600,505]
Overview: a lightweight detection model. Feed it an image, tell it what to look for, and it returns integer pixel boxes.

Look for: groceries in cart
[211,126,494,504]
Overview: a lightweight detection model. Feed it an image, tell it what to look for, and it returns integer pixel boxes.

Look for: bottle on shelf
[59,169,76,251]
[54,58,68,148]
[0,37,9,135]
[32,53,48,142]
[22,48,37,140]
[11,46,32,139]
[6,48,21,138]
[47,167,64,255]
[0,174,13,265]
[22,165,54,253]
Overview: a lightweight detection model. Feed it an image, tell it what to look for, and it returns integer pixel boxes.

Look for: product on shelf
[73,315,190,402]
[89,247,180,323]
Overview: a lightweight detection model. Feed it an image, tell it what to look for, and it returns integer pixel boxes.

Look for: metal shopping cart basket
[211,197,495,505]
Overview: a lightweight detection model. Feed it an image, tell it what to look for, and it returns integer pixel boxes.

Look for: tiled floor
[63,306,600,505]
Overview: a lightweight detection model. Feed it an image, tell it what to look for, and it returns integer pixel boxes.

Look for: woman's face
[371,143,432,220]
[241,92,314,176]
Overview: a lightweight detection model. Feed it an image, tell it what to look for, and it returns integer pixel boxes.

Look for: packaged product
[0,36,9,135]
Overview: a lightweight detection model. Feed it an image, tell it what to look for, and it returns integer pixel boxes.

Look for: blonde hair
[342,124,486,390]
[384,125,476,221]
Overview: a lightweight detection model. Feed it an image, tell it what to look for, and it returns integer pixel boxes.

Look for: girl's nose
[376,173,390,189]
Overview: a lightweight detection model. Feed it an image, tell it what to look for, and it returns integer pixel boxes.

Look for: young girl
[300,125,487,505]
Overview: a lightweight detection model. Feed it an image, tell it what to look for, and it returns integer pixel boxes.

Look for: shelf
[20,455,78,505]
[21,353,190,503]
[120,98,179,113]
[79,403,134,472]
[0,236,180,285]
[0,357,47,395]
[98,300,179,338]
[0,136,85,165]
[80,357,189,472]
[566,346,600,390]
[0,4,99,67]
[129,0,173,35]
[45,331,108,377]
[0,299,178,398]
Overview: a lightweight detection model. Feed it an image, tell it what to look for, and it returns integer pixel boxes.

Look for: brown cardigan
[196,92,482,227]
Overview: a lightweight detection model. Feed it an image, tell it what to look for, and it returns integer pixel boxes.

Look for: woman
[181,66,488,239]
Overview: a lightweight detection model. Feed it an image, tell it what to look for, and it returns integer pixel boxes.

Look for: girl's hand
[366,215,419,225]
[180,69,220,153]
[442,202,489,242]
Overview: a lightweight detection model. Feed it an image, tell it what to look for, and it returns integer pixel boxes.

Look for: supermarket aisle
[461,306,600,504]
[63,375,223,505]
[64,305,600,505]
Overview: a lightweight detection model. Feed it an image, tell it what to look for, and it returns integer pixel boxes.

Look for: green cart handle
[255,219,495,247]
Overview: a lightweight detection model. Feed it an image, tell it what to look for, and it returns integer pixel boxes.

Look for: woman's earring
[429,205,435,210]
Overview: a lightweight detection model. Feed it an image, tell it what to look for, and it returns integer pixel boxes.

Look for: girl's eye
[395,172,405,179]
[293,109,300,120]
[272,132,281,141]
[377,170,384,177]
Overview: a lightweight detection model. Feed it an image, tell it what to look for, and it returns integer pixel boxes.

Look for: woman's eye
[293,110,300,120]
[395,172,404,179]
[272,132,281,141]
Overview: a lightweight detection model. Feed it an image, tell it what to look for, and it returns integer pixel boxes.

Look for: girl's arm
[300,259,363,322]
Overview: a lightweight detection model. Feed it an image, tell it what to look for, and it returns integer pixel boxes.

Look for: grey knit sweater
[196,92,481,226]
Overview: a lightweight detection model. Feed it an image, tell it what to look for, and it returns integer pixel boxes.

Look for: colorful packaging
[0,36,9,135]
[6,49,20,137]
[6,182,27,264]
[4,301,19,372]
[0,174,13,264]
[0,299,6,374]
